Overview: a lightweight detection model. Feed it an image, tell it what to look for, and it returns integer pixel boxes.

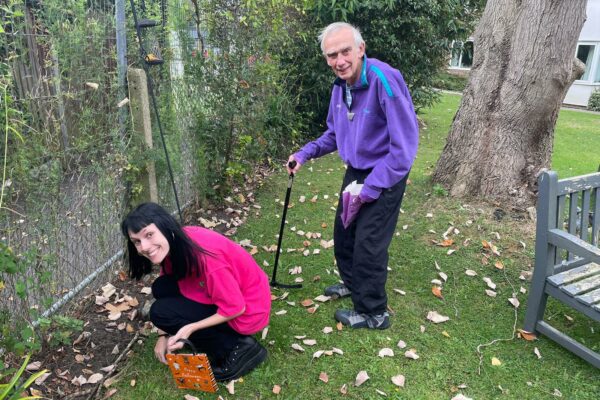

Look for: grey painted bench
[524,170,600,368]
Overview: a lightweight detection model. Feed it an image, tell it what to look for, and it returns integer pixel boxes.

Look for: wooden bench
[524,170,600,368]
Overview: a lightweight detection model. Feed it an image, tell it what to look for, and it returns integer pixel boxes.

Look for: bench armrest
[548,229,600,264]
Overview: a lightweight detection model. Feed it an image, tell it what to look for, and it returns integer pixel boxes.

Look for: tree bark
[433,0,587,207]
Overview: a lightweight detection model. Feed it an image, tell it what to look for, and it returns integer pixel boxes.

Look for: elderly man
[287,22,418,329]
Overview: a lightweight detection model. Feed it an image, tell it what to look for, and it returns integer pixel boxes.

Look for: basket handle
[175,338,199,354]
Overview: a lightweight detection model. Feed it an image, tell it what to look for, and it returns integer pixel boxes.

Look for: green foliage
[587,89,600,112]
[173,0,306,196]
[432,183,449,196]
[432,71,468,92]
[282,0,484,135]
[0,353,47,400]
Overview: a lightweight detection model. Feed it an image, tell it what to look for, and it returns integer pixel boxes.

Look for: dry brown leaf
[88,373,104,384]
[225,380,235,394]
[301,299,315,307]
[26,361,42,371]
[508,297,520,308]
[483,277,496,290]
[336,322,343,331]
[391,374,405,387]
[310,195,318,203]
[319,372,329,383]
[313,350,324,359]
[184,395,200,400]
[75,354,85,363]
[494,260,504,270]
[323,326,333,334]
[291,343,305,352]
[439,272,448,282]
[299,195,306,203]
[432,286,444,299]
[465,269,477,277]
[491,357,502,366]
[517,329,537,341]
[303,339,317,346]
[314,295,331,302]
[322,222,328,228]
[307,305,319,314]
[355,370,369,386]
[397,340,407,349]
[485,289,497,297]
[378,348,394,358]
[534,347,542,359]
[439,239,454,247]
[405,349,420,360]
[140,287,151,295]
[426,311,449,324]
[71,375,87,386]
[273,384,281,394]
[34,372,51,385]
[332,347,344,355]
[442,330,451,338]
[340,383,348,394]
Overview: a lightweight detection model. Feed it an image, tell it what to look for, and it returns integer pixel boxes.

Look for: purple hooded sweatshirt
[294,56,419,201]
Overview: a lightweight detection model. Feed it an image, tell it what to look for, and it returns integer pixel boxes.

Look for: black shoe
[212,336,267,382]
[334,309,390,329]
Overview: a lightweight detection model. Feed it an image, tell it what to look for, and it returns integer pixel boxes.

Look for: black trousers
[333,166,408,315]
[149,275,243,361]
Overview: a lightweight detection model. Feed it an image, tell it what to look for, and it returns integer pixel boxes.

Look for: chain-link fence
[0,0,204,330]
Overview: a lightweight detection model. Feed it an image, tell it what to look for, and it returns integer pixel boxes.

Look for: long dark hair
[121,202,207,280]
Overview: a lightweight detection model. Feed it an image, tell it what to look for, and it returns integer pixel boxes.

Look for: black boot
[212,336,267,382]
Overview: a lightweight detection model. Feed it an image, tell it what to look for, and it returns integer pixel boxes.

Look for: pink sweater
[162,227,271,335]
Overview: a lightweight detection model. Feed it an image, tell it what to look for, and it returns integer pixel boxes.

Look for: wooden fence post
[127,68,158,203]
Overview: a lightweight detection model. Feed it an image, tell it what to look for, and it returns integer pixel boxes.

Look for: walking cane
[270,161,302,289]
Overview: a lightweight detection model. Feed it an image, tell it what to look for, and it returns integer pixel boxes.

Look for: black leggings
[149,275,244,361]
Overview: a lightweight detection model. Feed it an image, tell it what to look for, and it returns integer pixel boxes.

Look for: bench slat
[557,172,600,195]
[561,272,600,296]
[577,287,600,306]
[548,263,600,286]
[580,189,591,242]
[593,187,599,246]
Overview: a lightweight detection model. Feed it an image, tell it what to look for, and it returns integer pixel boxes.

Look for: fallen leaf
[95,295,109,306]
[314,295,330,302]
[331,347,344,356]
[294,335,306,340]
[491,357,502,366]
[26,361,42,371]
[86,82,99,90]
[426,311,449,324]
[451,395,473,400]
[465,269,477,276]
[534,347,542,359]
[355,370,369,386]
[442,330,451,338]
[184,395,200,400]
[439,239,454,247]
[432,286,444,299]
[307,305,319,314]
[378,348,394,358]
[393,288,406,295]
[272,384,281,394]
[405,349,420,360]
[88,373,104,384]
[517,329,537,341]
[391,374,405,387]
[299,195,306,203]
[397,340,407,349]
[275,310,287,315]
[291,343,305,352]
[420,325,426,333]
[301,299,315,307]
[323,327,333,334]
[447,249,456,255]
[336,322,343,331]
[483,277,496,290]
[340,383,348,394]
[102,283,116,298]
[303,339,317,346]
[431,279,443,286]
[319,372,329,383]
[71,375,87,386]
[376,389,387,396]
[225,380,235,394]
[130,379,136,387]
[553,388,562,397]
[439,272,448,282]
[494,260,504,270]
[485,290,497,297]
[140,287,152,295]
[508,297,520,308]
[313,350,324,359]
[34,372,51,385]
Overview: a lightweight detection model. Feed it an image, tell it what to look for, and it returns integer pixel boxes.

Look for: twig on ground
[476,267,518,375]
[86,332,142,400]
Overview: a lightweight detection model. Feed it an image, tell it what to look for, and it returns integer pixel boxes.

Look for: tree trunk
[433,0,587,207]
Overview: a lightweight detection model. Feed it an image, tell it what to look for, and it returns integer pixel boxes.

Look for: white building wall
[565,0,600,106]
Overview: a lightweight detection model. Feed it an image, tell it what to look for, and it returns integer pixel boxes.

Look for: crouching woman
[121,202,270,381]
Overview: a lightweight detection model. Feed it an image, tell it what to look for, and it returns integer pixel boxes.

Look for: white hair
[318,22,364,54]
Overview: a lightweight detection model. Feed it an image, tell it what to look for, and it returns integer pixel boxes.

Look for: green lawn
[112,94,600,399]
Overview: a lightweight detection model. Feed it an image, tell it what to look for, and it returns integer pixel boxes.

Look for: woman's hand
[167,324,194,352]
[154,336,170,364]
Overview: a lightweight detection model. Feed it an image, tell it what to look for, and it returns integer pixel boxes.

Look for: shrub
[587,89,600,112]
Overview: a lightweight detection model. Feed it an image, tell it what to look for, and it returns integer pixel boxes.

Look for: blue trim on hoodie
[369,65,394,97]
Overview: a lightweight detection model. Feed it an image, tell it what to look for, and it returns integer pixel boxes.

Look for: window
[450,41,474,69]
[576,44,595,81]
